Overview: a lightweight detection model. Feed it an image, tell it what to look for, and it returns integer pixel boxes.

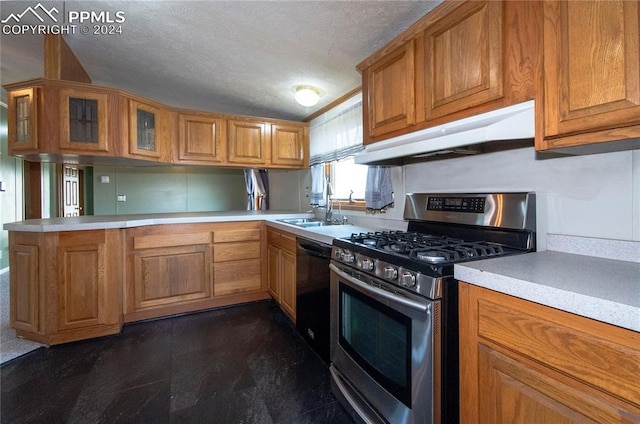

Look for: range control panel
[427,196,486,213]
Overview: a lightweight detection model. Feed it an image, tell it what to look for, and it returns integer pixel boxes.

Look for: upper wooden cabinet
[361,40,416,141]
[6,82,122,159]
[126,97,174,162]
[7,87,38,151]
[228,119,309,168]
[358,0,540,144]
[538,0,640,152]
[177,112,228,165]
[420,1,503,120]
[228,119,269,165]
[271,123,308,167]
[59,87,109,153]
[3,79,309,169]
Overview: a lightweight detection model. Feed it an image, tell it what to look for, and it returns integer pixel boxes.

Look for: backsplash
[271,147,640,244]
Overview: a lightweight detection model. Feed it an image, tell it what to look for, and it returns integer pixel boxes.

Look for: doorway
[58,164,84,217]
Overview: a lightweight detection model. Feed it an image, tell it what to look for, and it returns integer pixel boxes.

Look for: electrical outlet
[305,187,309,197]
[116,194,127,202]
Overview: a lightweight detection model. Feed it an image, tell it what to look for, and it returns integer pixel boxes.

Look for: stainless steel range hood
[355,100,534,165]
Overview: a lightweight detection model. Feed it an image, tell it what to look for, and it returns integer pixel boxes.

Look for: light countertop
[2,210,374,246]
[455,237,640,332]
[2,211,315,232]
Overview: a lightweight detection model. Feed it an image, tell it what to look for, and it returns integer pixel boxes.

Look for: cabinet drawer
[214,259,262,296]
[213,227,261,243]
[213,241,260,262]
[267,229,296,252]
[133,232,211,250]
[476,293,640,407]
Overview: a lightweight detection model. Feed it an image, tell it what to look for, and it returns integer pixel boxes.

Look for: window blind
[309,92,364,166]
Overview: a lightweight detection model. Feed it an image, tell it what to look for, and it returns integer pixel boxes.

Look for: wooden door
[422,0,503,120]
[542,0,640,142]
[362,40,415,141]
[270,124,306,167]
[178,113,227,164]
[61,164,82,217]
[228,120,268,165]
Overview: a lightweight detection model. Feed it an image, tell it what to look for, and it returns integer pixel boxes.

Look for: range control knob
[383,266,398,280]
[399,272,416,287]
[332,248,343,260]
[342,251,355,264]
[359,258,374,271]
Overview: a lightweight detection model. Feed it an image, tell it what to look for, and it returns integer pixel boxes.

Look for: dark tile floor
[1,300,355,424]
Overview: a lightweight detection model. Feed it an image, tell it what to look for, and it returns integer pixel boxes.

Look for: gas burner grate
[347,231,514,265]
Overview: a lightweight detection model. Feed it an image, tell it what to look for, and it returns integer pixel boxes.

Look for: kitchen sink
[276,218,340,228]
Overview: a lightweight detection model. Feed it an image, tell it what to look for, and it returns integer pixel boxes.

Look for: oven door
[329,262,440,424]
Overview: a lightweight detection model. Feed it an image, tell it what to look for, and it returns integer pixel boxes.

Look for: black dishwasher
[296,236,332,363]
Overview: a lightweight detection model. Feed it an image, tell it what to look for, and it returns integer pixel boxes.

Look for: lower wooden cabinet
[267,227,296,321]
[9,229,122,345]
[7,221,270,343]
[212,222,263,296]
[124,221,267,322]
[459,282,640,423]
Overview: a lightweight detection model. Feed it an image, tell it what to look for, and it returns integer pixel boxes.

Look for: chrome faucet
[325,182,333,223]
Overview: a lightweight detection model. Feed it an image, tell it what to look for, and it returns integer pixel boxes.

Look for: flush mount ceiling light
[294,85,320,107]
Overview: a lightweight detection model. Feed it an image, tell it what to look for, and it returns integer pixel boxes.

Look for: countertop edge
[3,211,315,232]
[455,259,640,333]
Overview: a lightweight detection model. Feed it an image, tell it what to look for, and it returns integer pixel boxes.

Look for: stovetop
[345,231,516,265]
[330,192,536,299]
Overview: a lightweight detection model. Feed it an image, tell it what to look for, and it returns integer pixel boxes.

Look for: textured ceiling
[0,0,441,121]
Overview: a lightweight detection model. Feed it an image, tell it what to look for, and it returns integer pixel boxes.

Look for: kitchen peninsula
[4,211,371,346]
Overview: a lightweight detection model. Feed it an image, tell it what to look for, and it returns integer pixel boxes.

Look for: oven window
[339,282,412,407]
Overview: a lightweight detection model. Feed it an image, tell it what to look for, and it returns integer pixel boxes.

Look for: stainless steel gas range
[329,192,536,424]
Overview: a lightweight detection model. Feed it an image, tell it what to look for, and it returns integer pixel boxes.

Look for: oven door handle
[330,263,429,313]
[330,366,385,424]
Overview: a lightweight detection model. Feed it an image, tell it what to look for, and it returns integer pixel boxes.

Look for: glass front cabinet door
[128,99,170,161]
[60,88,109,152]
[8,88,38,151]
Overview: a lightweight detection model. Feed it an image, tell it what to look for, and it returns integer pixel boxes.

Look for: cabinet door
[178,113,227,164]
[228,119,269,165]
[422,1,503,120]
[541,0,640,146]
[9,235,41,334]
[267,245,280,300]
[56,231,106,330]
[60,88,109,152]
[363,40,415,141]
[459,283,640,424]
[7,87,38,151]
[133,244,211,310]
[478,345,640,423]
[128,99,172,161]
[271,124,307,167]
[279,249,297,320]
